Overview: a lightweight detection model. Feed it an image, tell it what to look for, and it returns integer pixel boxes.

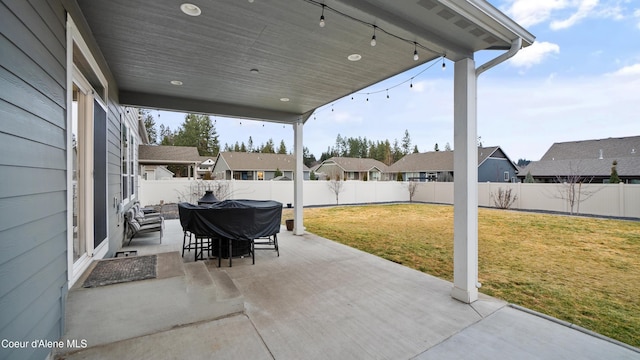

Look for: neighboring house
[212,152,310,180]
[315,157,389,181]
[518,136,640,183]
[388,146,518,182]
[197,157,216,178]
[138,145,201,179]
[309,163,324,180]
[143,165,174,180]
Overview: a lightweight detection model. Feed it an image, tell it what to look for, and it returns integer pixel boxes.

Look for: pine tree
[141,109,157,144]
[401,129,411,155]
[524,171,535,183]
[609,160,621,183]
[277,140,287,154]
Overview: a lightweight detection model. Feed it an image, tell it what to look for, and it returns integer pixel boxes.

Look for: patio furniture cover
[178,200,282,240]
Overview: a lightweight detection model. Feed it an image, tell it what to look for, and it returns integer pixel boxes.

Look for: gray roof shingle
[522,136,640,177]
[387,147,501,172]
[138,145,201,164]
[540,136,640,161]
[318,157,389,172]
[216,152,309,171]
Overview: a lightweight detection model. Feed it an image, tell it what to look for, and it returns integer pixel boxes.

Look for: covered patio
[71,0,534,303]
[57,220,639,359]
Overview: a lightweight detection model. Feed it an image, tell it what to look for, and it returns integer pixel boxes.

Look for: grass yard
[283,204,640,347]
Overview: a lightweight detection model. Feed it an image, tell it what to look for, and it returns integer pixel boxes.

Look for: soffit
[76,0,533,123]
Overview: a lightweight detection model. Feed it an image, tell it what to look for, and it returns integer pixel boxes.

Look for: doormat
[83,255,157,288]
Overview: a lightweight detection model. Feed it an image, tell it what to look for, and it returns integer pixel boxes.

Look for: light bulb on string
[442,56,446,70]
[370,26,377,46]
[413,43,419,61]
[410,78,413,88]
[386,89,389,99]
[319,5,325,27]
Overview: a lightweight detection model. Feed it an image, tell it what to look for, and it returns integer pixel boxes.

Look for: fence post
[618,182,625,217]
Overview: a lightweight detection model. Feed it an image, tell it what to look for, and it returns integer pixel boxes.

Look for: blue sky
[155,0,640,161]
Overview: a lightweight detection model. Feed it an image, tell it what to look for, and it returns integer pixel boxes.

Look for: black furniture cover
[178,200,282,240]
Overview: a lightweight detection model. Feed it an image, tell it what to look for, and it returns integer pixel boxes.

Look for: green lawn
[283,204,640,347]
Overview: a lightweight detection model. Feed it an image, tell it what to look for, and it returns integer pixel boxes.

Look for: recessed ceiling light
[180,3,201,16]
[280,98,290,102]
[170,80,183,86]
[250,68,259,74]
[347,54,362,61]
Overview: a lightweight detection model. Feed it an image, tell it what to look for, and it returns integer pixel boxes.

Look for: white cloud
[329,111,363,124]
[505,0,567,27]
[509,41,560,68]
[550,0,599,29]
[504,0,627,30]
[608,63,640,76]
[477,71,640,160]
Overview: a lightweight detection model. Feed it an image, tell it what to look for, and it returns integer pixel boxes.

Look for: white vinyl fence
[138,179,640,218]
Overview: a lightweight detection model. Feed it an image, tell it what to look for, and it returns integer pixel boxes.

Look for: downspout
[476,37,522,77]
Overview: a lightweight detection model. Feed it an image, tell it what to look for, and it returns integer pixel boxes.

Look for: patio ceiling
[76,0,533,123]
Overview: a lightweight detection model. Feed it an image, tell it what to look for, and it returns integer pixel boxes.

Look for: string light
[311,56,442,120]
[319,5,326,27]
[370,26,377,47]
[442,55,446,70]
[304,0,438,63]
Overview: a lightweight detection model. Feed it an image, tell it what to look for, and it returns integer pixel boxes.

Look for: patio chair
[178,203,214,262]
[124,208,163,245]
[178,202,196,257]
[132,202,163,226]
[254,234,279,256]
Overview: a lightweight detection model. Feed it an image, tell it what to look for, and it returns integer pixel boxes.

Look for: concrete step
[58,252,244,358]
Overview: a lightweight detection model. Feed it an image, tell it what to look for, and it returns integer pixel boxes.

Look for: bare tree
[176,180,233,203]
[327,177,345,205]
[491,187,517,209]
[553,161,600,215]
[406,181,419,202]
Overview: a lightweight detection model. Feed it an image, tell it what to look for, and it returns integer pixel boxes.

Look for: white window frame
[504,171,510,182]
[121,120,138,204]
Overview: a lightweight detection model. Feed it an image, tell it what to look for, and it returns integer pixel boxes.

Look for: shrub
[491,187,518,209]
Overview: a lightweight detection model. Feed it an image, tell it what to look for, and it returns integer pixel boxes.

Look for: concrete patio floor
[57,219,640,359]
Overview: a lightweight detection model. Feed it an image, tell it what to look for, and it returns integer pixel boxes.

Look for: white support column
[451,57,479,303]
[293,119,304,235]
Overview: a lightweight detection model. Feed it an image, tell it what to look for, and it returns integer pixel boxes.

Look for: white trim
[66,15,110,286]
[66,14,74,284]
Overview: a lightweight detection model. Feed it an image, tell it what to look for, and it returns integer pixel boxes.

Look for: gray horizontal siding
[0,98,65,148]
[107,103,124,254]
[479,158,516,182]
[0,0,68,357]
[0,166,66,198]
